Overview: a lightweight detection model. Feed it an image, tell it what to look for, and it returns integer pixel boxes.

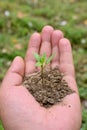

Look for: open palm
[0,26,81,130]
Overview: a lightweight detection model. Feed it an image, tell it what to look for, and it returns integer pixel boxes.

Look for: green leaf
[35,62,42,67]
[46,54,55,64]
[40,53,46,63]
[0,120,4,130]
[34,53,40,61]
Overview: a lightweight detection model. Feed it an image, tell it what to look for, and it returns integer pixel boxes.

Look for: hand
[0,26,82,130]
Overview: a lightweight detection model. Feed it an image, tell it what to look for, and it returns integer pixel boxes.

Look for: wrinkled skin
[0,26,82,130]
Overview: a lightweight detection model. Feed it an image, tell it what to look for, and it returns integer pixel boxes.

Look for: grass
[0,0,87,129]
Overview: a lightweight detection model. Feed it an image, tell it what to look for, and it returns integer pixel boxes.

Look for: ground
[0,0,87,129]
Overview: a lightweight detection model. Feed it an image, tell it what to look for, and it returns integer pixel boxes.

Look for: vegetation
[34,52,54,84]
[0,0,87,129]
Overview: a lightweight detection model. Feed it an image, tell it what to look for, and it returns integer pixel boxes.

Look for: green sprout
[34,52,54,84]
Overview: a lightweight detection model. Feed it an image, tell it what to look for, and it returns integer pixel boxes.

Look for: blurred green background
[0,0,87,129]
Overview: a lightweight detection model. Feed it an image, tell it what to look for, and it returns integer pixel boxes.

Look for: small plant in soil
[34,52,54,85]
[23,53,75,108]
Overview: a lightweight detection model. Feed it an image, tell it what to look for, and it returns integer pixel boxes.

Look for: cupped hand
[0,26,82,130]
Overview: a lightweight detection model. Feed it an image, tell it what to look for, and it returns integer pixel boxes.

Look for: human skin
[0,26,82,130]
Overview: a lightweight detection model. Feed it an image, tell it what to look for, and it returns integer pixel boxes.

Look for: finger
[59,38,75,77]
[40,25,54,58]
[51,30,64,68]
[25,33,41,74]
[1,56,24,87]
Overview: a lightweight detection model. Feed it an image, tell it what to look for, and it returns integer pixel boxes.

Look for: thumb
[1,56,25,87]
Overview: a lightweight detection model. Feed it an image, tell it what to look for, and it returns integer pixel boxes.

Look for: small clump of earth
[23,67,75,108]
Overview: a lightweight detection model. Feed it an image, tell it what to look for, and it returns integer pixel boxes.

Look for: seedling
[34,52,54,84]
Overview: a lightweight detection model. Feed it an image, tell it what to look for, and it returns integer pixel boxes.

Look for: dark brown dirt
[23,67,75,108]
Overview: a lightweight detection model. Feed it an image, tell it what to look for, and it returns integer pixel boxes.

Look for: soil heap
[23,67,74,108]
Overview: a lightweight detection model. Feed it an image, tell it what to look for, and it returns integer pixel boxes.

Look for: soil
[23,67,75,108]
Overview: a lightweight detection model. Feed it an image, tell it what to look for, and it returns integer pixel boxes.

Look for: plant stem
[41,65,44,85]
